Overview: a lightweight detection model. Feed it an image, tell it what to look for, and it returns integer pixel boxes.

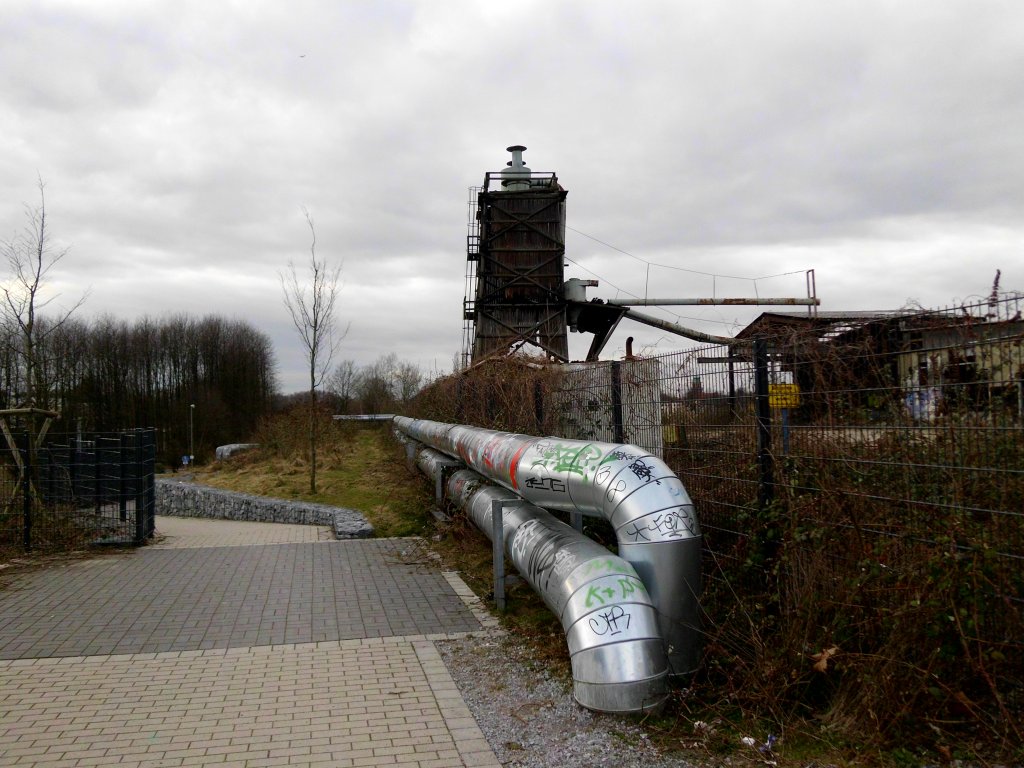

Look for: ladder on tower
[461,186,481,369]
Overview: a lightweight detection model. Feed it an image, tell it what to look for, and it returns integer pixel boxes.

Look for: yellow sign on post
[769,383,800,409]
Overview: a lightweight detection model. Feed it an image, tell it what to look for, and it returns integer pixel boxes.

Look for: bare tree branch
[279,207,347,493]
[1,178,89,410]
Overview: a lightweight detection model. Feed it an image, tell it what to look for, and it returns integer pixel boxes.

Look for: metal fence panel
[0,429,156,553]
[554,295,1024,638]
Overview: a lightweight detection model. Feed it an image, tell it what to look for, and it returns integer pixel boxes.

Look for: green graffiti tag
[584,576,647,608]
[617,577,647,598]
[581,558,634,578]
[585,584,617,607]
[531,443,603,477]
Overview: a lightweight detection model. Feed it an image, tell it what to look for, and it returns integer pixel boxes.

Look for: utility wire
[564,256,740,328]
[565,225,808,282]
[564,225,813,332]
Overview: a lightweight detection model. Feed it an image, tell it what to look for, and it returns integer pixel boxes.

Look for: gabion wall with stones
[156,479,373,539]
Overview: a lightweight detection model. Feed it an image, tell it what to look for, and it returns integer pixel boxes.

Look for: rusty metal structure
[459,147,821,366]
[462,146,569,366]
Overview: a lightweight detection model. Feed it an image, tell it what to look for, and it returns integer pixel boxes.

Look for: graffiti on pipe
[598,449,638,465]
[623,507,697,542]
[481,435,505,471]
[510,519,582,591]
[589,605,632,637]
[628,458,662,485]
[530,443,603,477]
[584,577,647,608]
[603,477,629,502]
[523,477,567,493]
[580,558,635,578]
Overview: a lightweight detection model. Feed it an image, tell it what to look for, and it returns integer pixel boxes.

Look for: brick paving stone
[0,540,480,659]
[1,636,500,767]
[0,518,499,767]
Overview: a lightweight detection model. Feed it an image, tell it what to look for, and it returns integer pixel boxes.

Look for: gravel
[437,632,702,768]
[438,632,1021,768]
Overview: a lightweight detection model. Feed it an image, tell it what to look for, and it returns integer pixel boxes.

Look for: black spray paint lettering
[628,458,662,485]
[588,605,632,636]
[624,508,695,541]
[524,477,567,493]
[514,523,584,591]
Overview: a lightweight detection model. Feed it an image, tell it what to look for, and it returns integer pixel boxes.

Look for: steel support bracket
[490,499,524,613]
[432,459,463,521]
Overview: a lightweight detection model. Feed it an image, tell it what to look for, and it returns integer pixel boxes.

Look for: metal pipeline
[412,444,669,713]
[394,417,702,677]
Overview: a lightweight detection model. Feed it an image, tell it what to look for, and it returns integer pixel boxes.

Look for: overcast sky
[3,1,1022,393]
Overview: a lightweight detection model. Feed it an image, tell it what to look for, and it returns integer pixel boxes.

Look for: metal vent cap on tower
[500,144,531,191]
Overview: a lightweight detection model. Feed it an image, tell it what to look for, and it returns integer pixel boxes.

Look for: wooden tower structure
[462,146,569,366]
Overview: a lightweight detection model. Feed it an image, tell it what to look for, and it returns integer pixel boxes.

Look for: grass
[190,421,433,538]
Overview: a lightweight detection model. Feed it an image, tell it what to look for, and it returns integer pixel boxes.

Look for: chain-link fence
[659,297,1022,561]
[551,294,1024,740]
[408,293,1023,741]
[0,429,156,553]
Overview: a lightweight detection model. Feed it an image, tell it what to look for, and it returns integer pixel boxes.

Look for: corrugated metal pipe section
[393,417,703,713]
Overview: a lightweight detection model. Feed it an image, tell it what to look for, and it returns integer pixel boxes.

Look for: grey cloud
[2,0,1022,393]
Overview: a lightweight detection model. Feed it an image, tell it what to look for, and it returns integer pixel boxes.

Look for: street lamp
[189,403,195,463]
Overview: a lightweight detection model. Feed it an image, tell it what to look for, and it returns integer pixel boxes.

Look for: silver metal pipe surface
[414,445,669,712]
[394,417,702,677]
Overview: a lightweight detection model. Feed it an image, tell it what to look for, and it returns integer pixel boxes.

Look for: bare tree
[1,179,87,415]
[355,353,398,414]
[327,359,358,414]
[394,360,423,404]
[0,179,87,499]
[280,208,346,494]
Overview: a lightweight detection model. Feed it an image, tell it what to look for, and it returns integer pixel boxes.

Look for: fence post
[70,438,79,501]
[93,440,102,515]
[611,361,625,444]
[21,437,31,552]
[134,432,146,545]
[119,434,129,523]
[754,339,774,509]
[727,349,737,421]
[145,429,156,538]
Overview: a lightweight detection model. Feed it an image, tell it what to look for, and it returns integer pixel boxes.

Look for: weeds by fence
[0,429,156,554]
[412,292,1024,756]
[611,295,1023,752]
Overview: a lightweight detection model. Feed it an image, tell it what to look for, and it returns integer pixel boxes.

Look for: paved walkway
[0,517,502,767]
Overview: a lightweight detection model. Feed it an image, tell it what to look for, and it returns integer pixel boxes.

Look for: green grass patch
[193,421,432,538]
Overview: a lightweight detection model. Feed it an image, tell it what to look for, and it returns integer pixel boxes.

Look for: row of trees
[0,181,278,468]
[0,183,415,484]
[327,353,424,415]
[0,314,277,464]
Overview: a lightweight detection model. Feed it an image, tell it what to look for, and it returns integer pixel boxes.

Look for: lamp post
[189,403,195,463]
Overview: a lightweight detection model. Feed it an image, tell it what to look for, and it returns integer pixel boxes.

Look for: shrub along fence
[412,293,1023,750]
[573,296,1024,748]
[0,429,156,552]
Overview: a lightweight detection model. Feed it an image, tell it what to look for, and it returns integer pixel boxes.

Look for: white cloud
[1,0,1022,394]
